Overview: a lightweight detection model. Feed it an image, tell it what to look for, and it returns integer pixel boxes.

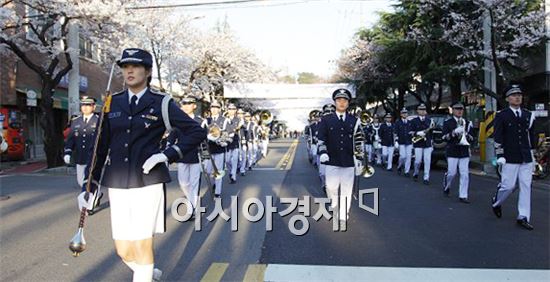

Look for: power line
[127,0,266,10]
[128,0,390,10]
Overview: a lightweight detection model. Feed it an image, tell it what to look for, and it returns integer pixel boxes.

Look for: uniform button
[83,140,85,143]
[124,143,128,147]
[341,134,343,137]
[124,157,128,162]
[82,145,85,148]
[128,116,132,120]
[127,129,131,133]
[83,134,86,137]
[340,148,343,151]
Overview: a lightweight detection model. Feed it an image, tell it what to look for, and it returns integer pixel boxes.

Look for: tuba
[458,118,470,146]
[260,110,273,125]
[206,123,227,179]
[360,111,373,127]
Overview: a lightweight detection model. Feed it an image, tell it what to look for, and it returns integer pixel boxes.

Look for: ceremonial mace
[69,63,115,257]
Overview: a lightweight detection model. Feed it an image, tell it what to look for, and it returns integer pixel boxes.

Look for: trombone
[412,119,435,144]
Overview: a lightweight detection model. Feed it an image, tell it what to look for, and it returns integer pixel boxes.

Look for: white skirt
[108,183,165,241]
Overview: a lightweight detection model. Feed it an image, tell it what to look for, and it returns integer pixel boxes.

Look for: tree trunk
[450,75,462,104]
[40,82,64,168]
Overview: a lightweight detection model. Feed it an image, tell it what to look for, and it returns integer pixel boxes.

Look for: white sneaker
[153,268,163,281]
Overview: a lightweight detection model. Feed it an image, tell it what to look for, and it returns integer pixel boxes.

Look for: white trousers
[239,145,248,173]
[261,139,269,157]
[365,144,373,163]
[493,162,534,221]
[374,147,382,165]
[207,153,225,195]
[382,146,394,169]
[325,165,355,221]
[398,144,413,173]
[177,163,201,210]
[444,157,470,198]
[76,164,86,188]
[414,147,433,180]
[247,142,256,167]
[226,148,239,179]
[310,144,318,163]
[319,162,326,187]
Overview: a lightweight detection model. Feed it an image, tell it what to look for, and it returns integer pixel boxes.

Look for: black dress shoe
[423,180,429,185]
[397,167,402,175]
[516,218,533,230]
[230,178,236,184]
[214,194,221,198]
[404,172,410,177]
[386,168,392,172]
[413,174,418,181]
[492,197,502,218]
[240,172,245,176]
[459,198,470,204]
[443,189,450,197]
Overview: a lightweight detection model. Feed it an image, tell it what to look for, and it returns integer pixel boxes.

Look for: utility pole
[68,23,80,119]
[483,10,497,173]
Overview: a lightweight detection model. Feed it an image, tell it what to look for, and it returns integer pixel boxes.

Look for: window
[79,37,98,61]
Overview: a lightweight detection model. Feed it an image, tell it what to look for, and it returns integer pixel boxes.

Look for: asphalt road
[0,138,548,282]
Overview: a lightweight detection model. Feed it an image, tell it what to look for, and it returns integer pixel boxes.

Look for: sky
[162,0,396,78]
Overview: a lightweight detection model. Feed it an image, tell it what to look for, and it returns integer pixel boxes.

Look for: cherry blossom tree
[0,0,135,167]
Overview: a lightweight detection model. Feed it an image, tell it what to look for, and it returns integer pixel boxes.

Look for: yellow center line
[283,140,299,170]
[200,262,229,282]
[243,264,267,282]
[275,140,296,169]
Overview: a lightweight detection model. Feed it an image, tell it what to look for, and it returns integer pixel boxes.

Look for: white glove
[207,134,218,142]
[394,141,399,148]
[77,191,94,211]
[531,150,537,164]
[416,131,425,137]
[319,154,329,163]
[496,157,506,166]
[142,153,168,174]
[63,154,71,165]
[453,127,464,135]
[0,140,7,153]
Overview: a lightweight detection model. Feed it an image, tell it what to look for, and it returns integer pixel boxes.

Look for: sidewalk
[0,160,47,175]
[467,153,549,190]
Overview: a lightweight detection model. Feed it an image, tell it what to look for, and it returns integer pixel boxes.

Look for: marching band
[65,50,541,281]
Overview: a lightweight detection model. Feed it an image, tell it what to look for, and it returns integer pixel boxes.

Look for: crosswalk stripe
[263,264,550,282]
[243,264,267,282]
[200,262,229,282]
